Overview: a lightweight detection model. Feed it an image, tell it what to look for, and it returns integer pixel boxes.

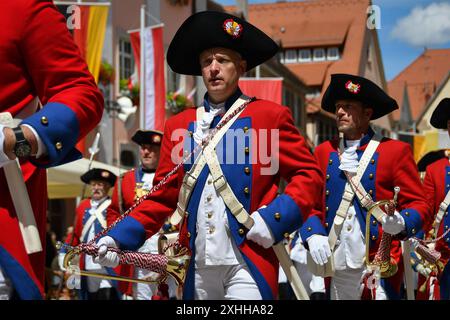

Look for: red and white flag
[130,26,165,131]
[238,78,282,105]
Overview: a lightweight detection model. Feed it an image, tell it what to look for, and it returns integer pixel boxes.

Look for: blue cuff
[108,216,146,251]
[299,215,327,247]
[400,208,422,238]
[21,102,81,168]
[258,194,302,243]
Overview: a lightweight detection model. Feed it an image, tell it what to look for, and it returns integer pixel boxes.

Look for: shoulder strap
[170,97,249,226]
[328,134,382,250]
[80,199,111,240]
[432,189,450,237]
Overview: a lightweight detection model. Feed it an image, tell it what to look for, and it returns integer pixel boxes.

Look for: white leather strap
[432,190,450,237]
[169,97,249,226]
[328,134,382,250]
[80,199,110,240]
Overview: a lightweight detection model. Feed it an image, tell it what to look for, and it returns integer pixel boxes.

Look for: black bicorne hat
[321,74,399,120]
[80,168,117,186]
[430,98,450,129]
[131,129,163,146]
[417,149,448,172]
[167,11,279,76]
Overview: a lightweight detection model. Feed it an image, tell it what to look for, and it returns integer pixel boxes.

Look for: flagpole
[139,4,145,129]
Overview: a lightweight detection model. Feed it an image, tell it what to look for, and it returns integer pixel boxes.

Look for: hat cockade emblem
[223,19,242,39]
[153,135,161,144]
[345,81,361,94]
[101,171,110,178]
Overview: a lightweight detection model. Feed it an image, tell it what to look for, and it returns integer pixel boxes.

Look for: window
[279,52,285,64]
[284,49,297,63]
[327,47,340,60]
[298,49,312,62]
[119,39,134,80]
[313,48,326,61]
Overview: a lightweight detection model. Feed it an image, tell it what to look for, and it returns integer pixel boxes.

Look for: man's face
[199,47,247,103]
[140,144,160,170]
[335,99,373,137]
[90,180,110,201]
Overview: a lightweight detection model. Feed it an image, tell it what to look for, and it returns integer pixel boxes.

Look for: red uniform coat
[308,129,430,298]
[0,0,103,299]
[107,90,325,299]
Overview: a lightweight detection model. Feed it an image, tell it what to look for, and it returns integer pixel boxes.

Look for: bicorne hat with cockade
[321,74,399,120]
[167,11,279,76]
[80,168,117,186]
[131,129,163,147]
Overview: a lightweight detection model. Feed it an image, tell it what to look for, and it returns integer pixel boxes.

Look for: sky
[215,0,450,81]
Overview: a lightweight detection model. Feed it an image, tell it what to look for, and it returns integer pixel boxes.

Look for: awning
[47,158,124,199]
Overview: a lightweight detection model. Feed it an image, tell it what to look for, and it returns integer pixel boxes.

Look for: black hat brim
[167,11,279,76]
[81,168,117,186]
[131,129,163,146]
[417,149,447,172]
[430,98,450,129]
[322,74,398,120]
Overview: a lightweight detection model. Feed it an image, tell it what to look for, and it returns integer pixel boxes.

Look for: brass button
[187,232,191,238]
[40,116,48,125]
[307,226,312,232]
[206,195,212,202]
[445,225,449,230]
[446,184,450,188]
[189,131,193,137]
[209,226,215,234]
[284,232,290,239]
[412,228,416,234]
[326,190,330,196]
[244,187,249,194]
[244,167,250,175]
[326,206,329,212]
[371,159,375,164]
[405,211,410,217]
[326,174,330,180]
[245,147,250,154]
[447,238,450,242]
[238,228,245,235]
[274,212,281,220]
[372,220,377,226]
[329,159,333,165]
[371,235,377,241]
[207,212,213,219]
[347,214,352,220]
[325,222,329,227]
[55,142,63,150]
[347,226,352,232]
[208,179,212,185]
[369,173,374,180]
[448,172,450,176]
[185,212,189,217]
[244,126,249,133]
[369,189,373,195]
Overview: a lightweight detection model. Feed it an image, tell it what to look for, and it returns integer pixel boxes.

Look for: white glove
[93,236,120,268]
[58,253,66,271]
[416,263,433,277]
[381,211,405,235]
[246,211,275,249]
[306,235,331,266]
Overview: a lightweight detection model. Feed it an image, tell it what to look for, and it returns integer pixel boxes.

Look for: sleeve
[19,0,104,168]
[107,176,122,227]
[108,120,182,250]
[394,143,431,238]
[256,106,325,243]
[422,165,437,234]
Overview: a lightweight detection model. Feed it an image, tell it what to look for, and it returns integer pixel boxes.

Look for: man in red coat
[302,74,430,299]
[420,98,450,299]
[94,11,324,300]
[0,1,103,299]
[107,129,177,299]
[60,168,119,300]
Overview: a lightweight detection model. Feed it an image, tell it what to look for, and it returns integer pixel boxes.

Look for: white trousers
[0,268,12,300]
[330,268,387,300]
[194,264,262,300]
